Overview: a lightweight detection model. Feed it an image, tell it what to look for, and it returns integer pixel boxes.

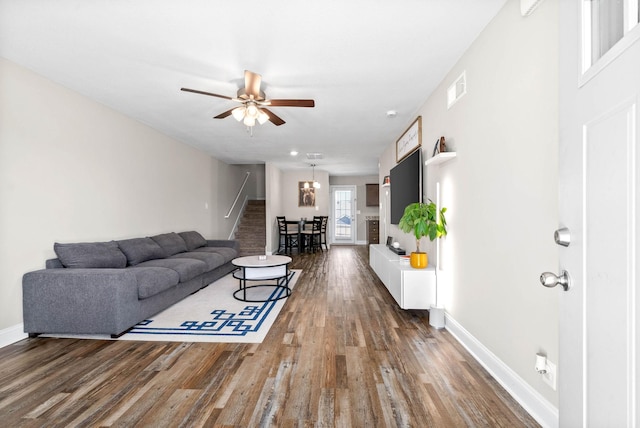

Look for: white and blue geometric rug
[44,270,299,344]
[123,270,299,343]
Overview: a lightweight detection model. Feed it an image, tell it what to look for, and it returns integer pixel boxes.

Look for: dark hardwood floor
[0,246,539,427]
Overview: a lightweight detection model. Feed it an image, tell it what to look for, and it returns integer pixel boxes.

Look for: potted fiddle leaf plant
[398,200,447,269]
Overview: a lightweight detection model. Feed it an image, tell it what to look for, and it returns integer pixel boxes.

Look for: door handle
[540,270,571,291]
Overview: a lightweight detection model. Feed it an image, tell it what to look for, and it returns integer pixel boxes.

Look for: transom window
[582,0,640,72]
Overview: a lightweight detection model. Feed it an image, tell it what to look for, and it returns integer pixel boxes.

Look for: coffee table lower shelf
[232,270,294,302]
[231,255,293,302]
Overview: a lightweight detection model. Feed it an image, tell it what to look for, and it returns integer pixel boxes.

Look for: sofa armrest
[206,240,240,252]
[22,268,140,335]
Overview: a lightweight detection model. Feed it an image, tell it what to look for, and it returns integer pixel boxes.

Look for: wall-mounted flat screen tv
[390,149,422,224]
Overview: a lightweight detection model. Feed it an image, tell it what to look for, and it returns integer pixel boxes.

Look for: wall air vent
[306,152,323,160]
[447,71,466,109]
[521,0,545,16]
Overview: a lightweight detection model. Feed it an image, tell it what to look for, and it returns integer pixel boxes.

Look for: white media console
[368,244,436,310]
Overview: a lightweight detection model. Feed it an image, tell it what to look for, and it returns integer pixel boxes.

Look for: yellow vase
[410,252,428,269]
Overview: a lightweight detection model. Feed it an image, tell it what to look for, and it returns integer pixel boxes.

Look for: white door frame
[330,185,357,245]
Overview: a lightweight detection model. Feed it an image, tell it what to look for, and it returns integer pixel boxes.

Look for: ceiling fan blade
[181,87,233,100]
[267,99,315,108]
[262,108,286,126]
[213,108,235,119]
[244,70,262,100]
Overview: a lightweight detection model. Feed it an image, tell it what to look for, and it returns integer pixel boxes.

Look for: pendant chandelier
[304,164,321,189]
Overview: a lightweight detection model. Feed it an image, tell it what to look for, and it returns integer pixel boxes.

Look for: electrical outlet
[542,360,557,390]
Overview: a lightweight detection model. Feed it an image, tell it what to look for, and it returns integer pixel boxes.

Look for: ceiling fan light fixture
[257,109,269,125]
[232,106,245,121]
[304,181,310,189]
[246,103,259,118]
[243,116,256,127]
[181,70,314,130]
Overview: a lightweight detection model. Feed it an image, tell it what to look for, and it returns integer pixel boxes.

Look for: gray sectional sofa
[22,231,239,337]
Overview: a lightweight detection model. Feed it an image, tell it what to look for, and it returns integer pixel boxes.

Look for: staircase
[234,200,266,256]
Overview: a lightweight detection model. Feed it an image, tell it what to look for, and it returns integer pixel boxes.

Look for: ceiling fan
[181,70,315,127]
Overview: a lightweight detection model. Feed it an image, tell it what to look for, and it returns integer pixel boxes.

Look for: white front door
[558,1,640,426]
[331,185,356,244]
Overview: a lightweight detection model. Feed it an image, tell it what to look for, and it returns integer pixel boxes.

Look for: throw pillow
[54,241,127,269]
[178,231,207,251]
[117,237,166,266]
[150,232,188,256]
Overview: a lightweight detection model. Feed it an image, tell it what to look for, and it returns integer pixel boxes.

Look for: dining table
[285,219,309,253]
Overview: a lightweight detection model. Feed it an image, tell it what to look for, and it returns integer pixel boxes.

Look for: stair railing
[228,196,249,240]
[225,171,251,219]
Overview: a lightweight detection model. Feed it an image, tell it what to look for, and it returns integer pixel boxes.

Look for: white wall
[246,164,266,200]
[279,169,330,220]
[0,58,239,332]
[265,162,283,254]
[379,0,559,407]
[210,162,266,240]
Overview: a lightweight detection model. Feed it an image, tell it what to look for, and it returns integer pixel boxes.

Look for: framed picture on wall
[298,182,316,207]
[396,116,422,163]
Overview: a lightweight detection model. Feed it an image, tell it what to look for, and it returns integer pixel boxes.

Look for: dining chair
[276,216,298,254]
[319,216,329,250]
[301,217,322,253]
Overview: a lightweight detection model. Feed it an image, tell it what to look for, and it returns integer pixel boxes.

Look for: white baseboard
[356,240,367,245]
[0,323,27,349]
[445,314,559,428]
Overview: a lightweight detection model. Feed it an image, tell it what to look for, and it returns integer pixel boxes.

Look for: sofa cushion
[170,252,225,271]
[54,241,127,269]
[130,267,180,299]
[178,231,207,251]
[117,237,166,266]
[46,258,64,269]
[150,232,188,256]
[135,258,207,283]
[193,246,238,263]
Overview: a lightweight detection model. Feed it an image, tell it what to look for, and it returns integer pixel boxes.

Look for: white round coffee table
[231,255,293,302]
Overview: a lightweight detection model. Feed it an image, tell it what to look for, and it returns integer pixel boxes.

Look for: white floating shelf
[425,152,457,166]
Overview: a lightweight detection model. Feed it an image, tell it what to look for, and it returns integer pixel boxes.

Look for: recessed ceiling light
[290,150,298,156]
[386,110,397,118]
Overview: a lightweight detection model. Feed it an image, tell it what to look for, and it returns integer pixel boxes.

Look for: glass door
[331,185,356,244]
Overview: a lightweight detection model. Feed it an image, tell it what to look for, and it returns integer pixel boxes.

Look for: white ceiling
[0,0,506,176]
